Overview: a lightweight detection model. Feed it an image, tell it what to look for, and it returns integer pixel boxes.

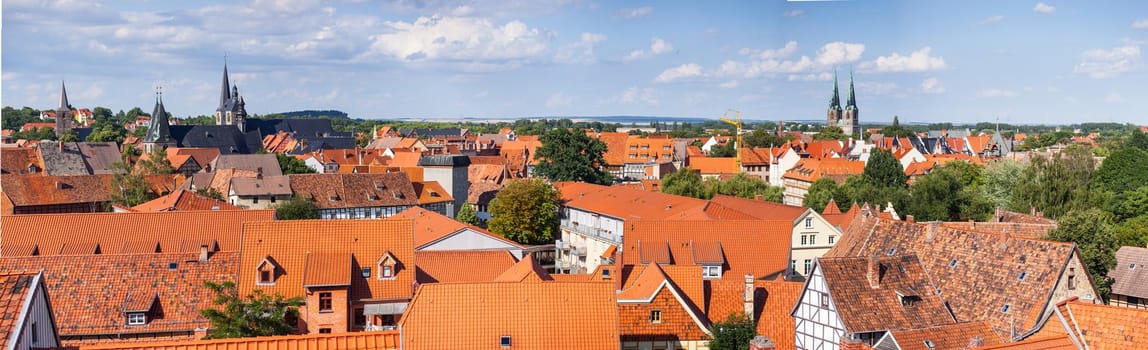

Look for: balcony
[560,219,621,243]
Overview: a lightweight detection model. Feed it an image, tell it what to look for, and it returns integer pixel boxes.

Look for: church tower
[826,71,843,129]
[214,62,248,133]
[55,81,73,138]
[143,87,176,153]
[842,70,861,138]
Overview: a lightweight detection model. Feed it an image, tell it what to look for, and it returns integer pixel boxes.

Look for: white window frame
[805,218,813,228]
[702,265,722,279]
[127,313,147,325]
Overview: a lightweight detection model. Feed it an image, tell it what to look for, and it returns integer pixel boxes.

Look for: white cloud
[554,32,607,64]
[787,72,833,82]
[545,92,573,108]
[979,15,1004,25]
[1034,2,1056,14]
[921,77,944,94]
[1134,19,1148,29]
[864,47,946,72]
[622,37,674,62]
[366,15,551,62]
[619,87,658,105]
[976,89,1017,98]
[783,10,804,17]
[654,63,703,83]
[741,41,799,60]
[719,80,739,88]
[1104,92,1123,103]
[857,82,899,96]
[815,42,866,66]
[1074,45,1140,78]
[617,6,653,20]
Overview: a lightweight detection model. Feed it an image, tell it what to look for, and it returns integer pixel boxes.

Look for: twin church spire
[827,69,860,138]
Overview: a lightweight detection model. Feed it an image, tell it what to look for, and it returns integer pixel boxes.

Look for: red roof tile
[1053,299,1148,349]
[623,220,793,281]
[0,148,43,175]
[414,250,517,283]
[303,253,352,287]
[816,255,957,332]
[387,206,520,249]
[81,331,400,350]
[1,174,112,207]
[288,173,420,210]
[689,157,739,175]
[883,321,1003,350]
[493,255,553,282]
[754,279,803,350]
[976,335,1075,350]
[130,189,239,212]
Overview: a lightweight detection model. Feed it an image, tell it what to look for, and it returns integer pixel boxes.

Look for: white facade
[790,211,842,278]
[783,177,812,207]
[303,157,324,173]
[557,207,624,273]
[700,136,720,153]
[418,228,525,259]
[769,150,802,187]
[897,148,926,170]
[793,262,846,350]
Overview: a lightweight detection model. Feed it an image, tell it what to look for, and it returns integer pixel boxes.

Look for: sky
[2,0,1147,125]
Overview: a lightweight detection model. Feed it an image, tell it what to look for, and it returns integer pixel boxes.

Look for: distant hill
[274,110,349,119]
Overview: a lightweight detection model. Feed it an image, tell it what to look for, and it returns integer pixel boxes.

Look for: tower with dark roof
[842,70,861,138]
[214,62,248,133]
[144,87,176,153]
[826,71,842,132]
[55,81,73,138]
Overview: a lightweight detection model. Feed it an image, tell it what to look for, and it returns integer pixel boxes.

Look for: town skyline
[4,1,1147,124]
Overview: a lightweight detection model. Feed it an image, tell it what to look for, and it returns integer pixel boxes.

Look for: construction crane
[720,109,743,167]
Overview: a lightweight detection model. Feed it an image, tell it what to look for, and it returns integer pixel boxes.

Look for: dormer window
[702,265,722,279]
[127,313,147,325]
[377,252,398,280]
[256,256,280,285]
[362,267,372,278]
[601,268,611,279]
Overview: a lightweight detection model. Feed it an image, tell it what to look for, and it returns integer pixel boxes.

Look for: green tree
[744,128,785,148]
[981,159,1026,210]
[708,141,737,157]
[200,281,304,339]
[108,162,153,207]
[532,128,611,185]
[814,126,847,141]
[276,153,317,174]
[708,314,757,350]
[1046,208,1117,299]
[804,178,840,212]
[1112,186,1148,221]
[58,130,79,142]
[136,147,175,175]
[274,196,319,220]
[197,187,226,201]
[881,116,914,138]
[864,149,908,188]
[1128,129,1148,151]
[1114,215,1148,250]
[487,179,560,244]
[709,173,782,202]
[661,168,710,199]
[1011,146,1096,219]
[456,203,481,226]
[85,121,128,143]
[906,164,992,221]
[1092,147,1148,195]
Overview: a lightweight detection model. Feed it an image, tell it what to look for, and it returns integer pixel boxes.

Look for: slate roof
[398,281,618,350]
[622,220,793,281]
[81,332,400,350]
[816,255,956,333]
[0,272,43,350]
[0,174,112,207]
[245,118,347,139]
[37,141,121,175]
[169,125,262,154]
[1109,246,1148,299]
[130,189,240,212]
[413,250,517,283]
[416,154,469,167]
[210,154,283,176]
[881,321,1003,350]
[288,173,420,210]
[0,252,238,343]
[827,211,1087,340]
[238,220,415,301]
[0,148,42,175]
[0,210,274,256]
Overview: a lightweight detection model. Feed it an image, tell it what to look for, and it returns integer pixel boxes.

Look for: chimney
[926,222,939,243]
[199,244,210,262]
[967,336,985,348]
[906,215,915,223]
[1031,207,1037,216]
[754,194,764,201]
[256,167,263,179]
[866,256,881,289]
[59,140,64,152]
[748,336,776,350]
[744,274,755,321]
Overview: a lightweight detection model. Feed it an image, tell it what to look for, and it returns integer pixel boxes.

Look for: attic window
[429,191,440,197]
[1131,264,1137,270]
[127,313,147,326]
[329,194,340,201]
[361,267,372,278]
[923,339,936,350]
[602,268,611,279]
[168,262,178,270]
[378,253,397,280]
[949,259,958,268]
[368,193,380,201]
[649,309,663,324]
[887,248,897,256]
[393,192,404,200]
[376,182,386,190]
[702,265,722,279]
[1001,304,1011,313]
[1018,272,1027,281]
[500,336,511,347]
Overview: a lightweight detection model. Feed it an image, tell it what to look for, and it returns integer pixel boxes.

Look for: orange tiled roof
[709,194,809,220]
[967,135,991,154]
[0,173,113,206]
[623,220,793,282]
[130,189,239,212]
[817,255,957,332]
[398,281,618,349]
[388,151,422,168]
[302,253,352,287]
[828,211,1086,340]
[0,252,238,344]
[387,206,520,248]
[288,173,420,210]
[689,157,739,174]
[977,335,1075,349]
[739,147,780,165]
[411,180,452,205]
[556,181,715,221]
[754,279,803,350]
[80,331,400,350]
[621,136,675,164]
[594,132,631,166]
[493,255,553,282]
[0,148,42,175]
[1,210,274,255]
[0,272,41,349]
[823,199,842,215]
[617,264,711,342]
[238,220,415,301]
[782,158,864,183]
[414,250,517,283]
[1052,298,1148,349]
[884,321,1003,349]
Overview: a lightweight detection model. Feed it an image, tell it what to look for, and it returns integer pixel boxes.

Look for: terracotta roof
[238,219,415,301]
[80,331,400,350]
[387,206,519,248]
[689,157,739,175]
[621,136,675,164]
[937,221,1055,240]
[623,220,793,281]
[754,279,803,350]
[616,263,711,342]
[739,147,778,165]
[0,174,112,206]
[1052,299,1148,349]
[823,199,842,215]
[882,321,1002,350]
[967,135,990,154]
[493,255,553,282]
[827,211,1087,340]
[167,148,220,169]
[976,335,1075,350]
[816,255,956,333]
[0,148,43,175]
[822,202,862,232]
[228,175,292,197]
[0,272,43,350]
[317,148,387,166]
[467,163,508,185]
[803,140,843,159]
[398,281,619,349]
[414,250,517,283]
[0,252,238,344]
[130,189,238,212]
[709,194,810,221]
[994,209,1057,225]
[556,181,715,221]
[594,132,631,166]
[1,210,273,255]
[410,180,452,205]
[782,158,865,183]
[1110,246,1148,298]
[288,173,420,210]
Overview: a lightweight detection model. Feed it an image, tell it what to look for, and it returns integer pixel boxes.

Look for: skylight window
[1018,272,1027,281]
[1001,304,1011,313]
[500,336,511,347]
[949,259,957,268]
[887,248,897,256]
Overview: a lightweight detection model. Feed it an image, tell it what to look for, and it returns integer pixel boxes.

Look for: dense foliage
[813,126,847,141]
[108,162,153,207]
[200,281,303,339]
[274,196,319,220]
[661,169,783,202]
[487,179,560,244]
[532,128,612,185]
[276,153,317,174]
[708,314,757,350]
[455,203,481,227]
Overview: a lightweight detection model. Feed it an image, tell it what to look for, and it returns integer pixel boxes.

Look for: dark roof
[230,176,292,196]
[288,173,420,209]
[170,125,262,154]
[210,154,282,176]
[417,154,470,167]
[245,118,347,139]
[291,136,356,154]
[401,128,466,138]
[1110,246,1148,299]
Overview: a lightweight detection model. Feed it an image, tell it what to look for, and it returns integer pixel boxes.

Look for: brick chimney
[906,215,914,223]
[199,244,210,262]
[926,221,939,243]
[866,256,881,289]
[748,336,776,350]
[744,274,755,321]
[256,167,263,179]
[967,336,984,348]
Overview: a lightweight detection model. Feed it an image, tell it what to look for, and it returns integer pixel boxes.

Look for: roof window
[1131,263,1137,270]
[887,248,897,256]
[949,259,957,268]
[168,262,178,270]
[500,335,511,347]
[1001,304,1010,313]
[1018,272,1027,281]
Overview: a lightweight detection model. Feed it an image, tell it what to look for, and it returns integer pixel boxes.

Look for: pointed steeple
[218,62,231,112]
[57,81,70,112]
[829,71,841,110]
[146,86,172,143]
[846,69,857,109]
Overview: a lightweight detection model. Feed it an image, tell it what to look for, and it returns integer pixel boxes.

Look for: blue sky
[3,0,1146,124]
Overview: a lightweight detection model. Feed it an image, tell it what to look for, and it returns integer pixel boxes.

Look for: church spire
[846,69,857,109]
[146,86,172,144]
[218,61,231,112]
[829,70,842,110]
[58,81,70,111]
